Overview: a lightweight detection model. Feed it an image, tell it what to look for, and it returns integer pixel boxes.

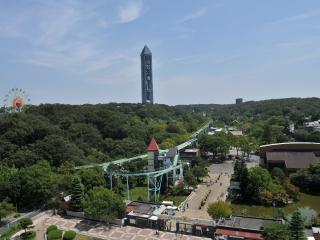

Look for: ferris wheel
[3,88,31,112]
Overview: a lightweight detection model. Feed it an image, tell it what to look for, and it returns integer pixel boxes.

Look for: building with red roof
[147,137,159,152]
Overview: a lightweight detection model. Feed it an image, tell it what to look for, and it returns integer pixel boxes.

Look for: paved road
[176,163,232,220]
[176,157,259,220]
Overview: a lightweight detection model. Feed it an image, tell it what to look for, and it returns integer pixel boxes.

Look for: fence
[0,209,43,236]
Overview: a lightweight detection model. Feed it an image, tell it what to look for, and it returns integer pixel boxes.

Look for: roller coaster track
[68,120,212,172]
[66,120,212,202]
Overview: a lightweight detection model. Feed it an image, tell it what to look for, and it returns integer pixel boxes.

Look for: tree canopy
[83,187,125,224]
[207,201,232,220]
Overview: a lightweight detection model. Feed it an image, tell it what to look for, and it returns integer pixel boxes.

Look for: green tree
[78,168,106,193]
[83,187,125,225]
[263,224,290,240]
[0,198,15,223]
[289,211,305,240]
[18,161,57,208]
[271,167,286,182]
[34,135,84,167]
[244,167,273,203]
[69,176,84,212]
[207,201,232,220]
[184,170,197,189]
[18,217,33,233]
[191,165,208,182]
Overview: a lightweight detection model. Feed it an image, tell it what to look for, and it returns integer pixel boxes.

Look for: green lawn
[123,186,187,205]
[76,234,107,240]
[127,186,148,201]
[231,193,320,218]
[160,195,187,206]
[75,235,93,240]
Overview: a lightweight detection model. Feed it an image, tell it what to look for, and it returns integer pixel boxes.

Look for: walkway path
[177,172,231,219]
[25,214,211,240]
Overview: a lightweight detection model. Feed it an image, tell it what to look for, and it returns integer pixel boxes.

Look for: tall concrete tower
[141,45,153,104]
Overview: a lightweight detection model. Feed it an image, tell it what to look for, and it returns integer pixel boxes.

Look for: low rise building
[313,227,320,240]
[125,201,167,230]
[260,142,320,173]
[305,120,320,132]
[180,148,200,162]
[215,215,283,240]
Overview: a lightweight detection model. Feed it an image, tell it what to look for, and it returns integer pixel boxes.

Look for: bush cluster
[20,231,36,240]
[63,230,76,240]
[199,189,211,209]
[47,229,63,240]
[47,225,58,234]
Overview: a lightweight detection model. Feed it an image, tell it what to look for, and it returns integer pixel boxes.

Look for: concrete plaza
[32,214,211,240]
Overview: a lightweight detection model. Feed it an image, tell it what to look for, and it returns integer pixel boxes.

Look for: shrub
[20,231,36,240]
[47,229,63,240]
[207,201,232,220]
[47,225,58,234]
[63,230,76,240]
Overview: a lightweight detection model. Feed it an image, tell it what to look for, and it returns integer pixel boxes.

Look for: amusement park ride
[2,88,31,113]
[1,87,212,202]
[69,120,213,202]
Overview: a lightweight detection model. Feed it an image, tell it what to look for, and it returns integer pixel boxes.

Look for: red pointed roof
[147,137,159,152]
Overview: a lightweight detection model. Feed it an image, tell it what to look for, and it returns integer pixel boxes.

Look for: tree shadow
[74,219,97,231]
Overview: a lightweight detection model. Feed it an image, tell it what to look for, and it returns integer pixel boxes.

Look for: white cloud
[268,9,320,25]
[36,2,80,46]
[180,8,207,23]
[118,0,143,23]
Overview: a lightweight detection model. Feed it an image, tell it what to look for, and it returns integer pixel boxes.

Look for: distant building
[229,130,243,136]
[312,227,320,240]
[180,148,200,163]
[289,122,295,133]
[305,120,320,132]
[236,98,243,104]
[215,215,283,240]
[260,142,320,173]
[141,45,153,104]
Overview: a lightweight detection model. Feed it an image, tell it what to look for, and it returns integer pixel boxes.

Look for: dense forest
[1,98,320,212]
[0,103,205,169]
[178,97,320,144]
[0,103,205,211]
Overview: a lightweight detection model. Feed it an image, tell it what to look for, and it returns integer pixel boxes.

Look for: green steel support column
[110,174,113,190]
[126,176,130,200]
[147,175,150,201]
[154,176,157,202]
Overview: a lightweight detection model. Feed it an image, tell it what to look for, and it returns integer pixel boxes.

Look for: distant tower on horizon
[236,98,243,104]
[141,45,153,104]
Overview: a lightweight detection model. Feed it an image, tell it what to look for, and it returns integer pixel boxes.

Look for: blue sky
[1,0,320,105]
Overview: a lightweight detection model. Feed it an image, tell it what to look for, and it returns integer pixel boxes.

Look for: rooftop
[217,216,283,232]
[260,142,320,157]
[147,137,159,152]
[166,147,178,158]
[184,148,199,153]
[312,227,320,234]
[141,45,152,55]
[261,142,320,148]
[215,228,263,240]
[126,201,165,218]
[266,151,320,169]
